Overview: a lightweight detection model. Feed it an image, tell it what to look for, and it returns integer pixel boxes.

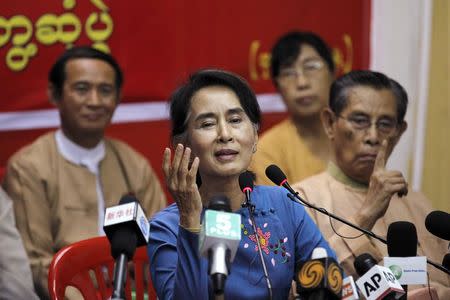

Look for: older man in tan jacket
[293,71,449,299]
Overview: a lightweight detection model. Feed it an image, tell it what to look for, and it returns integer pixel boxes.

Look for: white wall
[370,0,432,191]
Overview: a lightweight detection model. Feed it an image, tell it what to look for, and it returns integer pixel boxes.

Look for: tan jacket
[293,169,450,300]
[2,132,166,299]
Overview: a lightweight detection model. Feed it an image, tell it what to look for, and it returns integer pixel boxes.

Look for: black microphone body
[110,224,138,300]
[443,253,450,270]
[387,221,419,300]
[238,171,254,209]
[425,210,450,241]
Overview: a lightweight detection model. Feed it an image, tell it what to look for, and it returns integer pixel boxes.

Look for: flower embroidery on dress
[269,237,291,264]
[241,218,290,264]
[248,227,271,255]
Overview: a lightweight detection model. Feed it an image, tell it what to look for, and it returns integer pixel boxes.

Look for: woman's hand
[162,144,202,229]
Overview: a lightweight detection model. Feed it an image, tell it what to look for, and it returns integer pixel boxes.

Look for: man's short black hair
[48,46,123,100]
[329,70,408,123]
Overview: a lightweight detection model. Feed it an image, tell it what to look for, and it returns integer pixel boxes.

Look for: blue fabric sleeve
[147,209,210,300]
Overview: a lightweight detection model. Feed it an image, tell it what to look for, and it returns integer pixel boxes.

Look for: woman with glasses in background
[250,31,335,186]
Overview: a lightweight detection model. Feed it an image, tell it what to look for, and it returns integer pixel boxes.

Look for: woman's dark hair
[169,69,261,143]
[48,46,123,100]
[329,70,408,123]
[270,31,335,80]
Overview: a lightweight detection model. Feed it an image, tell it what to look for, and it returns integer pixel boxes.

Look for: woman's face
[275,44,334,120]
[185,85,258,180]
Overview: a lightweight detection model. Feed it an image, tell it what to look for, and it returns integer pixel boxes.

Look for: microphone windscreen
[208,195,231,212]
[238,171,254,192]
[425,210,450,241]
[119,193,138,205]
[265,164,286,186]
[387,221,418,257]
[111,226,138,259]
[354,253,377,276]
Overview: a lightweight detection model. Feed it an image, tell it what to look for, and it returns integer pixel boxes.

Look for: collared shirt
[55,130,106,235]
[326,161,368,190]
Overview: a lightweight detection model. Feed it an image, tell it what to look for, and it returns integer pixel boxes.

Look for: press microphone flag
[341,276,359,300]
[354,253,404,300]
[296,247,343,299]
[199,195,241,295]
[103,195,149,300]
[103,195,150,247]
[384,222,427,285]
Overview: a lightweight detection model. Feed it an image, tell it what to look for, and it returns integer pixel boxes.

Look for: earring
[252,144,257,153]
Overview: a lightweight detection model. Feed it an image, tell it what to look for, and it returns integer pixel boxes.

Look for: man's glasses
[278,59,324,81]
[337,114,398,136]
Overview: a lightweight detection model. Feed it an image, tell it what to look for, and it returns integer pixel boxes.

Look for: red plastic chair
[48,236,157,300]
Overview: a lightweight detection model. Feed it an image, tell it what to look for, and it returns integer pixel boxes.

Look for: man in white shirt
[3,47,166,299]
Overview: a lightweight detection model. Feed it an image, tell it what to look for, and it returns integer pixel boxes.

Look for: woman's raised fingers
[162,147,172,179]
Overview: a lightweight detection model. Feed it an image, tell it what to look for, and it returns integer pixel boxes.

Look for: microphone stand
[283,184,450,276]
[242,191,273,300]
[111,253,128,300]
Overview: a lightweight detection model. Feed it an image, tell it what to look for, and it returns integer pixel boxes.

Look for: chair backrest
[48,236,157,300]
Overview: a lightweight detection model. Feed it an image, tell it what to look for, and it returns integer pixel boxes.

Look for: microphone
[265,164,450,276]
[103,194,150,248]
[238,171,273,299]
[341,276,360,300]
[238,171,254,206]
[265,164,293,191]
[385,221,428,299]
[387,221,417,257]
[296,247,343,300]
[425,210,450,241]
[354,253,404,300]
[198,195,241,295]
[103,194,150,300]
[443,253,450,270]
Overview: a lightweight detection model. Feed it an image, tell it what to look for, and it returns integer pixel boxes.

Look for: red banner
[0,0,371,185]
[0,0,369,112]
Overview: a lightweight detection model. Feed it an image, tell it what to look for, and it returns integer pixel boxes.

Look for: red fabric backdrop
[0,0,371,197]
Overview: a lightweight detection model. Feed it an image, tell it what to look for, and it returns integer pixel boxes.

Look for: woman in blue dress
[148,69,336,299]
